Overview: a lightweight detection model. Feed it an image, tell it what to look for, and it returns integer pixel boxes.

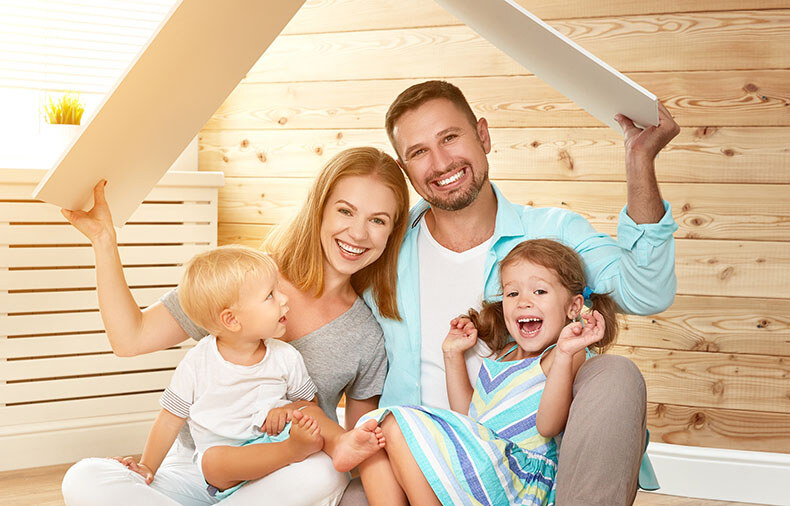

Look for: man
[364,80,679,505]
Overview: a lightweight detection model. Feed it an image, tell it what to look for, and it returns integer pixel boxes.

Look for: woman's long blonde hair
[264,147,410,320]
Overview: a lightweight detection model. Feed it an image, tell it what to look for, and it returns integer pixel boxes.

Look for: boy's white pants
[61,441,348,506]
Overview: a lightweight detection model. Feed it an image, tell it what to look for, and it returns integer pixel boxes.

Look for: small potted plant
[42,92,85,125]
[40,92,85,164]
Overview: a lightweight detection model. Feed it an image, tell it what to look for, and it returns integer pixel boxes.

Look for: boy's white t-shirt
[418,220,493,410]
[160,336,317,459]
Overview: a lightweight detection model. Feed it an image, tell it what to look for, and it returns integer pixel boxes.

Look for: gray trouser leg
[555,354,647,506]
[338,477,369,506]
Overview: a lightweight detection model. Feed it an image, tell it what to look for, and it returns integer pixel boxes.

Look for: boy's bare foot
[288,410,324,461]
[332,419,386,472]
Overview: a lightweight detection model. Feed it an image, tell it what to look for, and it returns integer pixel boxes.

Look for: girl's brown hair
[263,147,410,320]
[467,239,620,354]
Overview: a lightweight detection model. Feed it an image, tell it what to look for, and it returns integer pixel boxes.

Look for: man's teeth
[337,240,365,255]
[437,169,464,187]
[518,318,541,323]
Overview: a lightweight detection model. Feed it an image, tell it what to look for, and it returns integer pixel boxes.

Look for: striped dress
[362,345,558,505]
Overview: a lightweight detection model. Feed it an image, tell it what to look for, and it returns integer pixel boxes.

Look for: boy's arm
[137,409,186,483]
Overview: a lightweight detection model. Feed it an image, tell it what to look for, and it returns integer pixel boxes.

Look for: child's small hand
[263,406,294,436]
[114,456,154,484]
[442,317,478,355]
[557,310,605,357]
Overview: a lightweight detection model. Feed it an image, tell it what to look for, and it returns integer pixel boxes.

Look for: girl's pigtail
[587,293,620,353]
[466,300,509,355]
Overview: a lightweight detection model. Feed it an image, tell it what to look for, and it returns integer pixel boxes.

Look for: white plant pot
[39,123,81,168]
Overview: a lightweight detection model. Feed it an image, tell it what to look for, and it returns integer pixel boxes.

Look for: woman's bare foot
[332,419,386,472]
[288,410,324,461]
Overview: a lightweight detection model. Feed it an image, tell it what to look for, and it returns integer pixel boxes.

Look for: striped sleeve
[160,388,190,418]
[281,342,318,402]
[287,377,318,403]
[160,350,196,419]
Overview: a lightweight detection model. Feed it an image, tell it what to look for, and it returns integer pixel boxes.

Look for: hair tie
[582,286,593,301]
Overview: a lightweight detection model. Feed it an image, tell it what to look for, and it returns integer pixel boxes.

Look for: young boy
[118,245,324,499]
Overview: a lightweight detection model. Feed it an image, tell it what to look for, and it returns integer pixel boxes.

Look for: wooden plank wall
[199,0,790,454]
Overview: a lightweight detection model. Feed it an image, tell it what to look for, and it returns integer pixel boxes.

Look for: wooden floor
[0,462,763,506]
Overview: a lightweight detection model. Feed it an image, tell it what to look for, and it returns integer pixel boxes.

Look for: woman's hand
[113,456,154,484]
[442,317,478,355]
[61,179,116,245]
[557,310,605,358]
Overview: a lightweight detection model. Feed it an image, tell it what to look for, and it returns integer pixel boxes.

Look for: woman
[60,147,410,506]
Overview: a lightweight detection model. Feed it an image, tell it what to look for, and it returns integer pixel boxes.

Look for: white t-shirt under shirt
[418,219,493,409]
[160,336,317,462]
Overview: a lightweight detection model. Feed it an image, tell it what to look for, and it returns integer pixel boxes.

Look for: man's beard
[423,162,487,211]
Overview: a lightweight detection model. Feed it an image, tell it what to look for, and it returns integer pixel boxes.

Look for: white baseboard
[645,442,790,505]
[0,412,155,471]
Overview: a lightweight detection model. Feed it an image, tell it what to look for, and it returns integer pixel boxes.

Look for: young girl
[353,238,620,505]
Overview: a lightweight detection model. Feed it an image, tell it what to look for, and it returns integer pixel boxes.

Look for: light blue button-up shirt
[363,182,678,408]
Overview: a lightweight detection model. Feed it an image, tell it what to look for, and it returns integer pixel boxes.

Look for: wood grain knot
[721,148,735,157]
[695,126,718,138]
[712,380,725,395]
[530,141,540,148]
[240,139,249,148]
[743,83,758,93]
[719,266,735,281]
[314,146,323,155]
[681,203,691,212]
[692,340,719,352]
[257,152,267,163]
[756,319,769,329]
[222,155,229,163]
[691,412,706,428]
[558,149,574,171]
[336,131,343,140]
[278,117,288,125]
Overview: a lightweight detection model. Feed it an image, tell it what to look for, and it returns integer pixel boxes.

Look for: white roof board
[435,0,658,131]
[33,0,305,226]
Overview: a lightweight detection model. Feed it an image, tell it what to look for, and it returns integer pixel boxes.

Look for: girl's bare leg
[379,416,441,506]
[359,449,407,506]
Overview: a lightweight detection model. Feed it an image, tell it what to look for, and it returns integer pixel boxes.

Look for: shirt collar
[408,181,526,240]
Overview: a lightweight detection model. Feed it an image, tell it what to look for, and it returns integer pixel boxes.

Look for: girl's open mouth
[517,317,542,336]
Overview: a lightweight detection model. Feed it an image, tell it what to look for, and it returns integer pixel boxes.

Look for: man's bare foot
[332,419,386,472]
[288,410,324,461]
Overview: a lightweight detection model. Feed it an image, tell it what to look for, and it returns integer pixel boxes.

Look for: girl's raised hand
[442,317,478,355]
[557,310,605,357]
[60,180,116,244]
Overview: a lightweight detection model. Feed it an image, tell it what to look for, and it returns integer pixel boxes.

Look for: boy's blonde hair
[178,245,278,335]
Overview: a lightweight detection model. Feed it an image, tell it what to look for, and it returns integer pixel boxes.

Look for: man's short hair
[385,80,478,159]
[178,245,278,335]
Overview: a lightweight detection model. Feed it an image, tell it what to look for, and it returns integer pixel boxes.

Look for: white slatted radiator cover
[0,169,224,470]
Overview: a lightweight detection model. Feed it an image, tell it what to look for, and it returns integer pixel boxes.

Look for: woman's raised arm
[62,181,189,356]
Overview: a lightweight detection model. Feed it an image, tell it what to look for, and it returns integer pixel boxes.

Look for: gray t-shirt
[160,289,387,423]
